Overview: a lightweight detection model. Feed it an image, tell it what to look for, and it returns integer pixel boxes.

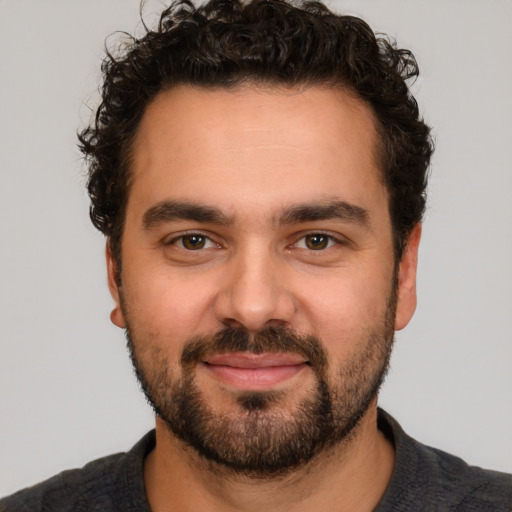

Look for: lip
[202,352,308,391]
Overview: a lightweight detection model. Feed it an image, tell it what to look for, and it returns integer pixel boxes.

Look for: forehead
[128,84,387,224]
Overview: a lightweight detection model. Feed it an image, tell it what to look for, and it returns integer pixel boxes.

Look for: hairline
[108,79,400,277]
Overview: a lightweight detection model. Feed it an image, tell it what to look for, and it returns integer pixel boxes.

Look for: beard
[123,290,397,478]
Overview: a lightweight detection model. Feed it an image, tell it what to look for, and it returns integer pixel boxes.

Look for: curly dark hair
[79,0,433,269]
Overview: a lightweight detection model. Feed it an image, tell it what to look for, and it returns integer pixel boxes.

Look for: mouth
[202,352,309,391]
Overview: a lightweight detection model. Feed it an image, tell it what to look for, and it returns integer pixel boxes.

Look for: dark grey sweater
[2,410,511,511]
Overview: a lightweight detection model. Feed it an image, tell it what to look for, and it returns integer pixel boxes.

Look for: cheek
[122,264,218,341]
[296,268,392,352]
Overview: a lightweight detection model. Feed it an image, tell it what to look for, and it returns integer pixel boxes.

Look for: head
[80,0,432,272]
[79,0,432,477]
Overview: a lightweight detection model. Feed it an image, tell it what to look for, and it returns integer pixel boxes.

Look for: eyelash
[293,233,341,251]
[166,232,219,250]
[165,231,343,251]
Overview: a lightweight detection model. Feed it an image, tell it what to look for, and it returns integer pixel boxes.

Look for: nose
[213,244,296,332]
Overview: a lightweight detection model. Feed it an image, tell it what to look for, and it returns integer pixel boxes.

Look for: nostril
[264,318,290,329]
[213,270,296,332]
[221,317,245,329]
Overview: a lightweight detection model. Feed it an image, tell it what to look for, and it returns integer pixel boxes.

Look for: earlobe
[394,223,421,331]
[106,242,126,329]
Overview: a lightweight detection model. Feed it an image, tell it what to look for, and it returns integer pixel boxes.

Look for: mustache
[181,325,328,374]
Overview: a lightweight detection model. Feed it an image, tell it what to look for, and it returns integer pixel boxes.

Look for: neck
[144,403,395,512]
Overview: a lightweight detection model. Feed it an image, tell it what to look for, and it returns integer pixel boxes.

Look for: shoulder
[0,431,154,512]
[377,409,512,512]
[1,453,125,512]
[421,444,512,510]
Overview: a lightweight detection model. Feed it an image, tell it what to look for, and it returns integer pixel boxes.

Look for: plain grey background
[1,0,511,496]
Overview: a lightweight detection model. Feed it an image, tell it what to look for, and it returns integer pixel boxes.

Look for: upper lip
[204,352,307,368]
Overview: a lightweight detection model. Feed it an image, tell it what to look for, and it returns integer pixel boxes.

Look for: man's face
[107,85,419,475]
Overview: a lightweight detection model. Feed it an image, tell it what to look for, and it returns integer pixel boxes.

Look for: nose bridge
[214,239,294,331]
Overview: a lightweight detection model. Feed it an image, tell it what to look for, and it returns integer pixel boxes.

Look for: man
[1,0,511,510]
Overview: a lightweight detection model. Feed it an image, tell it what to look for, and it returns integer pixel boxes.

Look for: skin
[106,84,421,511]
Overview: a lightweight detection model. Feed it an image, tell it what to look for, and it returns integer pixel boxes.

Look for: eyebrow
[278,200,370,228]
[142,200,234,229]
[142,199,370,230]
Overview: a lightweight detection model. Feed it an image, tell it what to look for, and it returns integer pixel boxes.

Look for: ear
[106,242,126,329]
[394,223,421,331]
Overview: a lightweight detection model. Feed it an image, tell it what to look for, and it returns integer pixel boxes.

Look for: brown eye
[304,234,330,250]
[181,235,207,250]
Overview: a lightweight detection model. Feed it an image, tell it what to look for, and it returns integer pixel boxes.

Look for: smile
[202,352,309,391]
